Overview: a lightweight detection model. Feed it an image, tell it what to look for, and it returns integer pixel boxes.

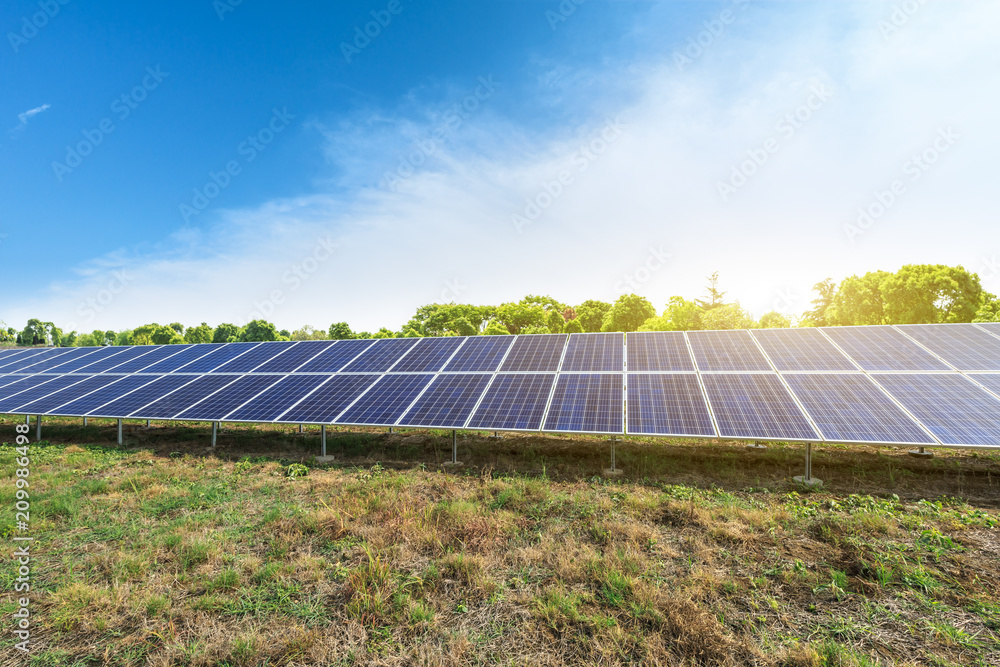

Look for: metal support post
[793,443,822,488]
[211,422,218,448]
[35,416,41,440]
[117,419,123,445]
[83,417,88,427]
[321,425,327,457]
[908,446,933,458]
[603,437,623,476]
[444,430,461,466]
[25,415,29,425]
[299,424,303,433]
[146,419,150,428]
[388,427,394,434]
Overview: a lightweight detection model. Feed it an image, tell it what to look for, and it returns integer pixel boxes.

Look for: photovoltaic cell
[625,332,695,372]
[560,333,623,372]
[172,343,261,373]
[626,374,716,437]
[702,374,820,441]
[128,374,240,419]
[45,376,163,416]
[280,374,379,423]
[499,335,567,372]
[138,344,222,373]
[88,375,199,417]
[398,374,493,428]
[751,328,856,372]
[871,374,1000,447]
[543,374,623,433]
[335,374,433,425]
[390,337,465,373]
[0,376,62,402]
[896,324,1000,371]
[467,374,555,431]
[26,348,106,373]
[442,335,514,372]
[13,375,124,415]
[176,375,286,421]
[342,338,420,373]
[0,375,86,411]
[977,322,1000,337]
[295,339,375,373]
[969,374,1000,399]
[253,340,336,373]
[2,349,76,372]
[821,326,950,371]
[783,373,933,444]
[49,347,131,373]
[0,349,49,370]
[687,331,772,372]
[210,342,294,373]
[224,375,330,422]
[0,375,25,390]
[92,346,177,373]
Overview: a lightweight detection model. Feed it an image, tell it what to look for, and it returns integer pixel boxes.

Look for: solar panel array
[3,323,1000,447]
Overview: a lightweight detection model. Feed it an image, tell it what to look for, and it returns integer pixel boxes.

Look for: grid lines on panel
[54,347,131,373]
[2,349,75,373]
[821,326,950,371]
[224,375,330,422]
[399,374,494,428]
[128,375,240,419]
[210,342,293,373]
[871,374,1000,446]
[172,343,261,373]
[687,331,772,372]
[499,335,567,372]
[442,336,514,372]
[543,374,623,433]
[977,322,1000,336]
[897,324,1000,371]
[0,376,61,403]
[335,374,433,425]
[38,348,111,373]
[560,333,623,372]
[88,375,198,417]
[341,338,419,373]
[626,374,715,436]
[783,373,934,444]
[467,374,555,431]
[390,337,465,373]
[751,328,856,371]
[626,332,695,372]
[968,374,1000,400]
[295,339,375,372]
[138,344,222,373]
[253,340,336,372]
[95,346,177,373]
[702,374,819,441]
[0,350,48,370]
[280,374,380,423]
[13,375,124,415]
[45,376,163,416]
[0,375,86,412]
[176,375,286,421]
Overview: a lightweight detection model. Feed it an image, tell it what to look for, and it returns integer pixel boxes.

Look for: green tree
[213,323,240,344]
[371,327,397,339]
[520,294,565,312]
[601,294,656,333]
[496,302,547,334]
[61,331,79,347]
[239,320,281,342]
[520,324,550,334]
[184,323,214,344]
[637,296,702,332]
[828,271,891,326]
[700,303,755,330]
[801,278,837,327]
[169,322,184,335]
[757,311,791,328]
[574,300,612,333]
[20,319,49,346]
[290,325,328,341]
[114,330,132,346]
[564,318,584,334]
[0,322,16,344]
[75,333,98,347]
[881,264,985,324]
[546,310,565,334]
[482,321,511,336]
[328,322,355,340]
[973,296,1000,323]
[696,272,726,310]
[450,317,478,337]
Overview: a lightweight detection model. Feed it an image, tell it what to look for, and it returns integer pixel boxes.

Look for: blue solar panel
[560,333,623,372]
[224,375,329,422]
[0,375,87,412]
[871,374,1000,447]
[499,335,567,372]
[442,335,514,372]
[896,324,1000,371]
[175,375,286,421]
[27,348,107,373]
[389,337,465,373]
[702,374,820,441]
[335,374,433,426]
[210,342,294,373]
[88,375,199,418]
[543,374,623,433]
[1,349,76,373]
[138,344,222,373]
[295,339,376,373]
[279,374,380,423]
[626,374,716,437]
[341,338,420,373]
[253,340,336,373]
[625,332,695,372]
[970,372,1000,396]
[0,349,48,370]
[0,376,61,402]
[977,323,1000,337]
[13,375,125,415]
[688,331,772,372]
[91,346,176,373]
[751,328,856,372]
[783,373,934,444]
[467,374,555,431]
[171,343,262,373]
[0,375,25,390]
[821,326,950,371]
[398,374,493,428]
[129,375,241,419]
[44,375,163,416]
[50,347,131,373]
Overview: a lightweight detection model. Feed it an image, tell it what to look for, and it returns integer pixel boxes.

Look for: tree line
[2,264,998,348]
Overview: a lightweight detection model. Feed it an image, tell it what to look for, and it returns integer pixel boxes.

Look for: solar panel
[210,341,295,373]
[172,343,263,373]
[0,349,49,370]
[701,374,820,441]
[625,332,696,372]
[0,376,62,402]
[341,338,420,373]
[224,375,330,422]
[253,340,337,373]
[399,374,494,428]
[45,375,164,416]
[138,344,222,373]
[93,346,178,373]
[626,374,716,437]
[335,374,433,426]
[279,374,380,423]
[389,336,466,373]
[976,322,1000,337]
[870,374,1000,447]
[0,375,26,390]
[49,347,131,373]
[560,333,623,372]
[467,373,555,431]
[442,335,514,372]
[750,328,856,372]
[896,324,1000,371]
[25,347,106,373]
[12,375,128,415]
[295,339,375,373]
[128,375,241,419]
[0,375,87,412]
[968,374,1000,399]
[1,348,76,373]
[687,331,772,372]
[783,373,934,444]
[543,374,623,433]
[499,335,567,372]
[88,375,200,418]
[175,375,286,421]
[821,326,950,371]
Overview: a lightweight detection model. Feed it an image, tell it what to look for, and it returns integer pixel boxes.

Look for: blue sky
[2,0,998,334]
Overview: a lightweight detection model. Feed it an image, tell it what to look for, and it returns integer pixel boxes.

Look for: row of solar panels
[0,324,999,448]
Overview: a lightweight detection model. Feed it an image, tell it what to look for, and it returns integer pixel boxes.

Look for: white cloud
[10,103,50,137]
[9,1,1000,332]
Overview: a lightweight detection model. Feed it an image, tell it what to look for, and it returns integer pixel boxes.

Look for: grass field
[2,417,999,666]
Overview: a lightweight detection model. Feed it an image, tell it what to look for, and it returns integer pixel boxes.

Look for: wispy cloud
[10,103,51,138]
